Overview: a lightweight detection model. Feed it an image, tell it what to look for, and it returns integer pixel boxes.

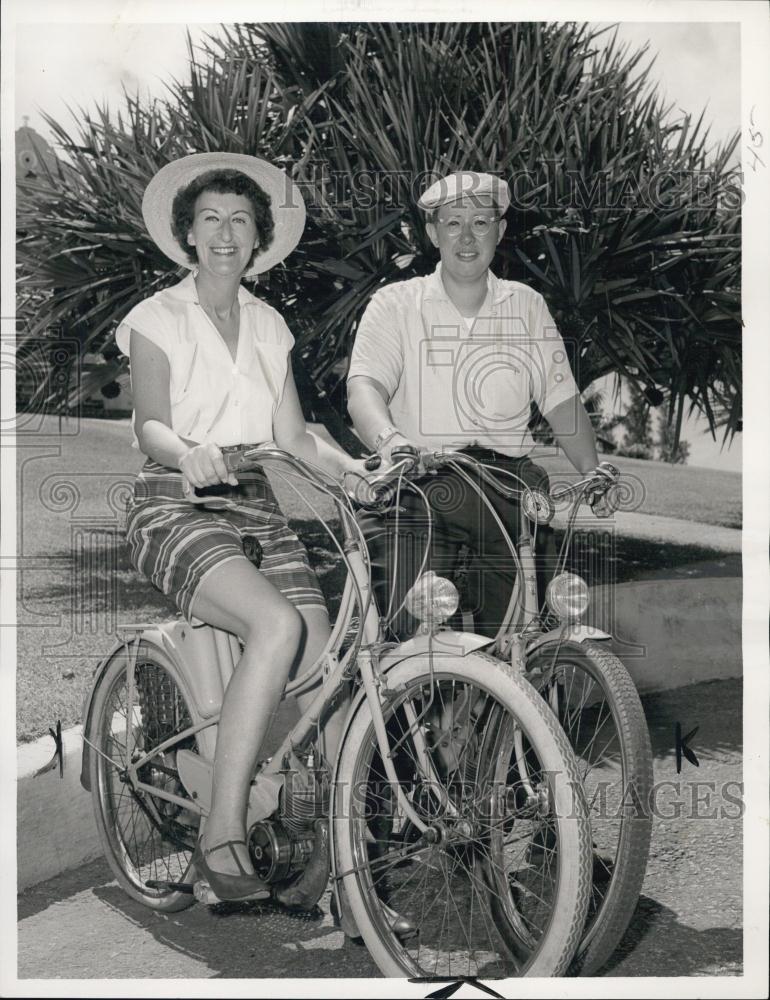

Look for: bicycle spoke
[346,671,583,977]
[94,658,198,900]
[473,837,557,916]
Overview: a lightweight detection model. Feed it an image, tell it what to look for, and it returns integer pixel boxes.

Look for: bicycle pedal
[145,879,195,894]
[193,880,271,905]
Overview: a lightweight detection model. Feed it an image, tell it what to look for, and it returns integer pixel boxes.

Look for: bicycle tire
[527,639,653,975]
[334,650,593,977]
[88,641,202,912]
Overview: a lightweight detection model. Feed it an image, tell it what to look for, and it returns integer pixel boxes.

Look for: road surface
[16,678,743,982]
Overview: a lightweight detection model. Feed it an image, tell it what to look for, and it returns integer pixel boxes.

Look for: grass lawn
[15,416,742,742]
[533,452,741,529]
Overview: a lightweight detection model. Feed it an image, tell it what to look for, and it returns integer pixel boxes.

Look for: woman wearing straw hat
[116,153,365,902]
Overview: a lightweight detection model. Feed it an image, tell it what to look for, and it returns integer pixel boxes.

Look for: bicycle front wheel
[334,651,592,978]
[528,639,653,975]
[88,642,202,911]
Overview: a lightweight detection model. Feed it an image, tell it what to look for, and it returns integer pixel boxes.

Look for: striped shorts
[125,459,325,622]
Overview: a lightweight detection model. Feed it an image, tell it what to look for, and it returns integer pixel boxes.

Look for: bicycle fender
[331,629,493,777]
[525,624,611,659]
[79,624,200,792]
[383,629,493,660]
[80,633,141,792]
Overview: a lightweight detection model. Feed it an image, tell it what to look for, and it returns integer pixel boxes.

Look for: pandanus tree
[16,21,741,448]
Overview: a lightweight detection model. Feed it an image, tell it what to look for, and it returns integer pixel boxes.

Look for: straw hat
[142,152,306,277]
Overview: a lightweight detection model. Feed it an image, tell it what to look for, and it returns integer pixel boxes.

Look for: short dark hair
[171,169,275,267]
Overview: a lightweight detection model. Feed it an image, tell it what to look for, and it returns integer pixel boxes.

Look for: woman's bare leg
[190,556,302,875]
[291,607,349,766]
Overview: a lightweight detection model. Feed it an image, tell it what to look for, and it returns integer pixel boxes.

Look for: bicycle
[363,447,654,976]
[80,444,594,978]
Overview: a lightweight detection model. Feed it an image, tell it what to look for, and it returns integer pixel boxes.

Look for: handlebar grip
[183,480,233,507]
[390,444,420,467]
[345,447,420,509]
[596,461,619,480]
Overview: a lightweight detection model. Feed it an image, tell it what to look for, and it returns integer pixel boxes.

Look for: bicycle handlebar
[182,443,620,518]
[181,445,332,506]
[348,448,620,512]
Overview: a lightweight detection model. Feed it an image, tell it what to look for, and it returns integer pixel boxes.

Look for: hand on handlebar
[342,444,423,507]
[586,461,619,518]
[340,458,382,506]
[379,433,421,469]
[180,442,239,492]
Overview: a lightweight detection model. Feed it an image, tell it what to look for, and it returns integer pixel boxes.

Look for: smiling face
[186,191,260,278]
[425,194,506,283]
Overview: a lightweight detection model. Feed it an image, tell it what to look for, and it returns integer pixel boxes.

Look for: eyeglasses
[436,216,500,238]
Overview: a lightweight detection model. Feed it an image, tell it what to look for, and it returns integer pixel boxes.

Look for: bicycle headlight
[405,571,459,625]
[545,572,590,622]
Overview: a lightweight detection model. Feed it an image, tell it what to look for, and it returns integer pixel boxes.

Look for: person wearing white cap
[116,153,366,902]
[347,169,614,639]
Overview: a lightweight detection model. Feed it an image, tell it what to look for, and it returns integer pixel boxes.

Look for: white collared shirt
[116,272,293,448]
[347,264,580,457]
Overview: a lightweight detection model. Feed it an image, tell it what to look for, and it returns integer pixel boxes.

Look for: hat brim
[142,152,306,278]
[417,171,511,215]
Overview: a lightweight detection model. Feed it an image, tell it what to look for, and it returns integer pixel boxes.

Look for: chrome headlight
[545,572,590,622]
[405,571,459,625]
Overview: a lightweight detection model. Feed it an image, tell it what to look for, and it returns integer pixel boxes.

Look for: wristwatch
[374,424,401,453]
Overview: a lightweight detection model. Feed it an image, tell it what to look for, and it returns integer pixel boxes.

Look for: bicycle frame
[488,468,612,663]
[81,444,628,976]
[401,452,612,665]
[82,448,477,842]
[81,445,613,880]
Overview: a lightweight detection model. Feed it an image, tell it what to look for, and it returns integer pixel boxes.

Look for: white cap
[417,171,510,214]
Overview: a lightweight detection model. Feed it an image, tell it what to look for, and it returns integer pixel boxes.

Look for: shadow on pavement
[643,677,743,761]
[603,895,743,976]
[18,679,743,978]
[89,883,377,978]
[18,857,114,923]
[642,678,743,773]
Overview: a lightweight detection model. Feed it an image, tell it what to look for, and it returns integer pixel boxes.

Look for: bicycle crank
[192,880,271,904]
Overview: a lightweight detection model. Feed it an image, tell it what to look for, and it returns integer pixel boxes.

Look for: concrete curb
[17,725,102,892]
[600,576,742,693]
[17,574,741,892]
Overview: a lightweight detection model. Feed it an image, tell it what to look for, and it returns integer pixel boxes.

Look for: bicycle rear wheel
[88,642,202,911]
[334,651,592,977]
[528,639,653,974]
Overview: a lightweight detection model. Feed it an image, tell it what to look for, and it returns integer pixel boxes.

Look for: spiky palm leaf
[16,21,741,449]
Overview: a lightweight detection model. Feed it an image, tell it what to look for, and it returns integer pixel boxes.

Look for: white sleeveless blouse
[115,272,294,449]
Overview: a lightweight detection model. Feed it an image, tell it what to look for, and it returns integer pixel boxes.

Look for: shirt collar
[165,270,259,307]
[423,263,513,307]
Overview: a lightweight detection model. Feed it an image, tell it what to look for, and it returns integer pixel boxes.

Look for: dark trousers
[358,448,550,640]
